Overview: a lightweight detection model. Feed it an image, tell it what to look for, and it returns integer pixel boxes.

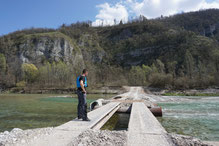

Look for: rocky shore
[2,85,219,96]
[0,86,125,94]
[0,128,53,146]
[0,128,215,146]
[145,87,219,96]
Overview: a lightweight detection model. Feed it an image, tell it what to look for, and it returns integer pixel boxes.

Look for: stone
[21,139,26,143]
[3,131,9,135]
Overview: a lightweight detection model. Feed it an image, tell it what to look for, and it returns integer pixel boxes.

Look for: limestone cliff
[10,32,86,68]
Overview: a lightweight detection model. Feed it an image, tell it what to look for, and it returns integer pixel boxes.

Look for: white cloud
[127,0,219,18]
[92,3,129,26]
[93,0,219,26]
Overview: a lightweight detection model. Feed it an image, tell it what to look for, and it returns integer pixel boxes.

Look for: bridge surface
[19,87,173,146]
[23,102,120,146]
[128,102,172,146]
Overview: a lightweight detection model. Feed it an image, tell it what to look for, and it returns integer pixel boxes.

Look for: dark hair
[82,69,87,74]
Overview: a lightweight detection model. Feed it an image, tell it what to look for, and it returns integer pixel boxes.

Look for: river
[158,96,219,141]
[0,94,218,141]
[0,94,113,132]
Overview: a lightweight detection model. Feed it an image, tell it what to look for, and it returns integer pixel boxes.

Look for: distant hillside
[161,9,219,39]
[0,9,219,91]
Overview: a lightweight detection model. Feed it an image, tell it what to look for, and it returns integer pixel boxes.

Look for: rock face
[116,47,154,66]
[16,33,107,67]
[80,47,106,64]
[201,23,219,37]
[77,34,106,64]
[18,36,84,67]
[115,46,168,66]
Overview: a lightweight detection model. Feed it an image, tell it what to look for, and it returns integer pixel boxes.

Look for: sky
[1,0,219,35]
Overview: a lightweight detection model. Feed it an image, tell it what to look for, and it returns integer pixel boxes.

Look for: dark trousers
[77,90,87,119]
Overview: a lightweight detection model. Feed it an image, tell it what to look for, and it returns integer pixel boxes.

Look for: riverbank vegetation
[1,9,219,92]
[162,92,219,96]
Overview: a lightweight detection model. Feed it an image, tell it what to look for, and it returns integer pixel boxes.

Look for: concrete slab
[56,102,120,131]
[21,102,120,146]
[127,102,173,146]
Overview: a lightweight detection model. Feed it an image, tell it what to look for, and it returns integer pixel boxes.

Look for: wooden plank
[127,102,173,146]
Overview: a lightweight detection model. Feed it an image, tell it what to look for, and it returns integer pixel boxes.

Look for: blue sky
[1,0,219,35]
[0,0,117,35]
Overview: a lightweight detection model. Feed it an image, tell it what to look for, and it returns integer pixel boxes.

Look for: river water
[0,94,218,141]
[0,94,113,132]
[157,96,219,141]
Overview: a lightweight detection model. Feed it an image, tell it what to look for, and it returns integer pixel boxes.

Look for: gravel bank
[0,127,53,146]
[1,128,215,146]
[168,133,212,146]
[68,129,127,146]
[66,129,215,146]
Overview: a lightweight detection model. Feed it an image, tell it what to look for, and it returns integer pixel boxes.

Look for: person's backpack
[76,75,88,88]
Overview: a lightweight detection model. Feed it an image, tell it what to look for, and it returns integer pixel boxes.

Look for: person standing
[76,69,90,121]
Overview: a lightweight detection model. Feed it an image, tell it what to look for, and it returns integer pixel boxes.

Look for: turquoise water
[158,96,219,141]
[0,94,113,132]
[1,94,219,141]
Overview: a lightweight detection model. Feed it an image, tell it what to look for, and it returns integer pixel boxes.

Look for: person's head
[82,69,88,76]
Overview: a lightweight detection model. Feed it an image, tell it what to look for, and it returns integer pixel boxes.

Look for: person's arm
[80,80,86,93]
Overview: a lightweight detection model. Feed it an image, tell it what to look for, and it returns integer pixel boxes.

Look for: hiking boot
[82,118,91,121]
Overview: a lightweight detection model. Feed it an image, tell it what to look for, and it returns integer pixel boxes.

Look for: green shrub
[22,63,38,83]
[0,53,6,73]
[149,73,173,88]
[16,81,27,87]
[174,77,189,89]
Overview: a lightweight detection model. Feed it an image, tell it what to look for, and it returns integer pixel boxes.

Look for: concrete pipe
[149,107,162,117]
[90,99,104,111]
[153,103,158,106]
[116,106,162,117]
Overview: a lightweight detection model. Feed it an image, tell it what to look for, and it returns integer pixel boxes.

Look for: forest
[1,9,219,91]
